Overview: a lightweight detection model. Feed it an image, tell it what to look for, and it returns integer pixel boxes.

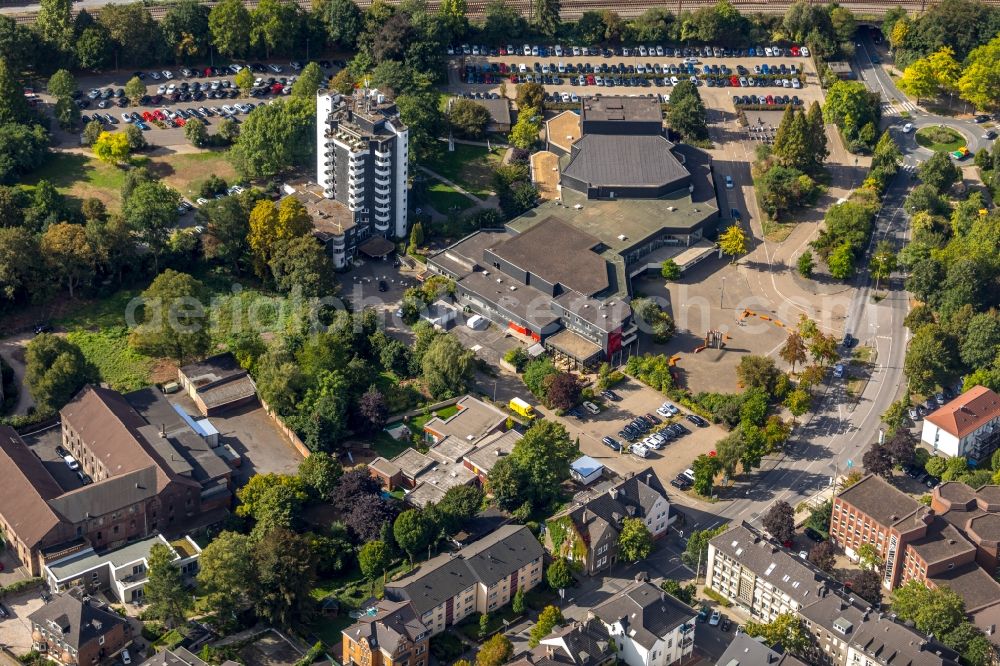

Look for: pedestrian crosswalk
[881,100,919,116]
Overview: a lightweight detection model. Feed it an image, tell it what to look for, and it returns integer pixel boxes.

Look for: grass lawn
[915,126,965,152]
[762,219,795,242]
[372,430,414,459]
[25,149,236,212]
[425,181,476,215]
[408,404,459,433]
[310,615,354,647]
[53,287,143,331]
[67,328,156,391]
[432,144,503,199]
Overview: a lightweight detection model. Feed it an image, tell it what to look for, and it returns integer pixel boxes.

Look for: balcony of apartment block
[374,147,392,159]
[374,163,391,177]
[374,195,391,209]
[373,183,391,196]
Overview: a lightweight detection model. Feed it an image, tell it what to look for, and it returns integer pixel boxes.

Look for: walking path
[418,165,501,218]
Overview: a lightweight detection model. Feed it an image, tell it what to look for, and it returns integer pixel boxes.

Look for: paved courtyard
[0,589,46,654]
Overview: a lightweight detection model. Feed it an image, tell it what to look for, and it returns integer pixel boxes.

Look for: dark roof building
[140,647,240,666]
[29,590,133,666]
[507,619,614,666]
[177,352,257,416]
[715,633,808,666]
[545,469,672,576]
[427,96,716,367]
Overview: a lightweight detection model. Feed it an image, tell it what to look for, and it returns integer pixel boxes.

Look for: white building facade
[591,580,695,666]
[920,386,1000,462]
[315,90,409,265]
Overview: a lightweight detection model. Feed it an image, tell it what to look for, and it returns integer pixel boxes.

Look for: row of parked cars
[908,382,962,421]
[734,94,803,107]
[451,43,810,59]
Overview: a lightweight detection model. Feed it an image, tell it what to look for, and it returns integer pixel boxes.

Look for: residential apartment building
[384,524,543,636]
[921,386,1000,462]
[43,534,201,604]
[706,521,824,623]
[830,474,1000,637]
[0,384,231,577]
[590,575,696,666]
[140,647,239,666]
[714,633,807,666]
[545,469,672,576]
[315,89,408,267]
[506,619,615,666]
[707,522,961,666]
[342,598,430,666]
[29,590,134,666]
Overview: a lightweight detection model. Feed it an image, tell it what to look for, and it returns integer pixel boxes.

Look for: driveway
[0,589,46,654]
[0,332,35,415]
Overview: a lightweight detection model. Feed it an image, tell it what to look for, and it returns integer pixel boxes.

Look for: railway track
[2,0,996,26]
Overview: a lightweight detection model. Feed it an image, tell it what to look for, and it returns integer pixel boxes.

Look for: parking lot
[51,60,345,147]
[444,42,825,112]
[0,589,46,654]
[22,424,87,493]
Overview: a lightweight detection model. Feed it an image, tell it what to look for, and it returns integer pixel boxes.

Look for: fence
[257,394,312,460]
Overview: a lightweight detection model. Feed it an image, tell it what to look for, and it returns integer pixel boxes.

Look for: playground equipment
[693,329,731,353]
[738,308,787,328]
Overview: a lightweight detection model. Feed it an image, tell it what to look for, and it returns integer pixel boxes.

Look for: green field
[915,126,966,152]
[432,144,504,199]
[26,149,237,211]
[66,328,156,392]
[425,181,476,215]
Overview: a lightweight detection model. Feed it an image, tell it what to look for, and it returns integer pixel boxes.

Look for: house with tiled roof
[589,575,696,666]
[341,599,430,666]
[922,385,1000,462]
[506,618,614,666]
[544,469,672,575]
[29,590,133,666]
[384,524,543,636]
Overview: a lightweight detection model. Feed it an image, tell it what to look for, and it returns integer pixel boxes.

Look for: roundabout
[914,125,966,152]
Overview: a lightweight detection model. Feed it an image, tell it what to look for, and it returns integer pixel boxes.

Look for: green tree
[871,240,897,283]
[532,0,560,36]
[145,543,191,627]
[184,118,208,148]
[53,97,80,130]
[919,150,961,194]
[660,258,681,280]
[97,3,162,66]
[25,334,94,412]
[528,606,563,647]
[904,324,955,395]
[516,82,545,110]
[75,24,113,70]
[898,57,939,102]
[744,613,812,657]
[822,80,881,150]
[248,197,313,278]
[682,524,727,568]
[396,92,444,163]
[0,227,42,303]
[234,67,254,95]
[161,0,210,63]
[268,234,333,297]
[827,243,856,280]
[196,531,254,618]
[691,453,721,496]
[476,634,513,666]
[546,557,574,590]
[762,501,795,543]
[46,69,75,99]
[41,222,95,299]
[253,527,317,627]
[231,98,315,179]
[958,35,1000,112]
[667,80,708,141]
[292,62,324,98]
[124,76,146,107]
[122,181,182,272]
[358,540,390,584]
[891,580,965,638]
[736,355,781,393]
[718,224,748,262]
[857,543,882,571]
[35,0,74,58]
[209,0,252,58]
[297,452,342,501]
[962,312,1000,369]
[510,420,578,506]
[393,509,431,563]
[509,106,542,149]
[82,119,104,146]
[317,0,362,49]
[618,517,653,562]
[448,98,491,139]
[511,587,525,615]
[421,334,474,398]
[129,269,211,363]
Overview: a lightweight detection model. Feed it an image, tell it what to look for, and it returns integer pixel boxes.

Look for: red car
[204,67,212,77]
[175,117,186,126]
[586,74,595,85]
[510,75,519,83]
[766,94,774,105]
[730,75,740,86]
[271,83,284,94]
[790,45,801,56]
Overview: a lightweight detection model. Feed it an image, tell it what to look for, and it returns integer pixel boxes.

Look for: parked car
[583,401,600,415]
[804,527,825,542]
[631,444,649,458]
[833,363,845,378]
[842,332,856,348]
[601,390,621,402]
[602,436,621,451]
[122,649,131,665]
[670,477,691,490]
[721,617,732,631]
[709,610,721,626]
[686,414,709,427]
[697,607,710,623]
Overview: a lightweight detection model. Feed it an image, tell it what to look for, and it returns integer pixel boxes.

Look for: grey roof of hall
[29,590,128,650]
[139,647,218,666]
[390,448,434,479]
[563,135,690,190]
[427,231,509,278]
[422,396,507,443]
[385,524,542,615]
[507,186,717,258]
[406,460,476,508]
[463,430,523,474]
[178,353,245,385]
[710,522,825,607]
[714,633,808,666]
[907,518,975,565]
[491,217,610,296]
[929,562,1000,613]
[429,435,478,463]
[453,270,562,329]
[836,474,927,530]
[47,467,160,523]
[470,97,511,126]
[46,535,171,581]
[580,96,663,124]
[591,580,695,650]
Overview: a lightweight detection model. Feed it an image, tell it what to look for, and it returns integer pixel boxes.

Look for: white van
[682,468,696,482]
[466,315,488,330]
[63,455,79,471]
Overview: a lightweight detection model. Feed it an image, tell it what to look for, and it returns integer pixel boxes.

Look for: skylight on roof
[782,574,790,582]
[764,563,776,576]
[735,548,743,556]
